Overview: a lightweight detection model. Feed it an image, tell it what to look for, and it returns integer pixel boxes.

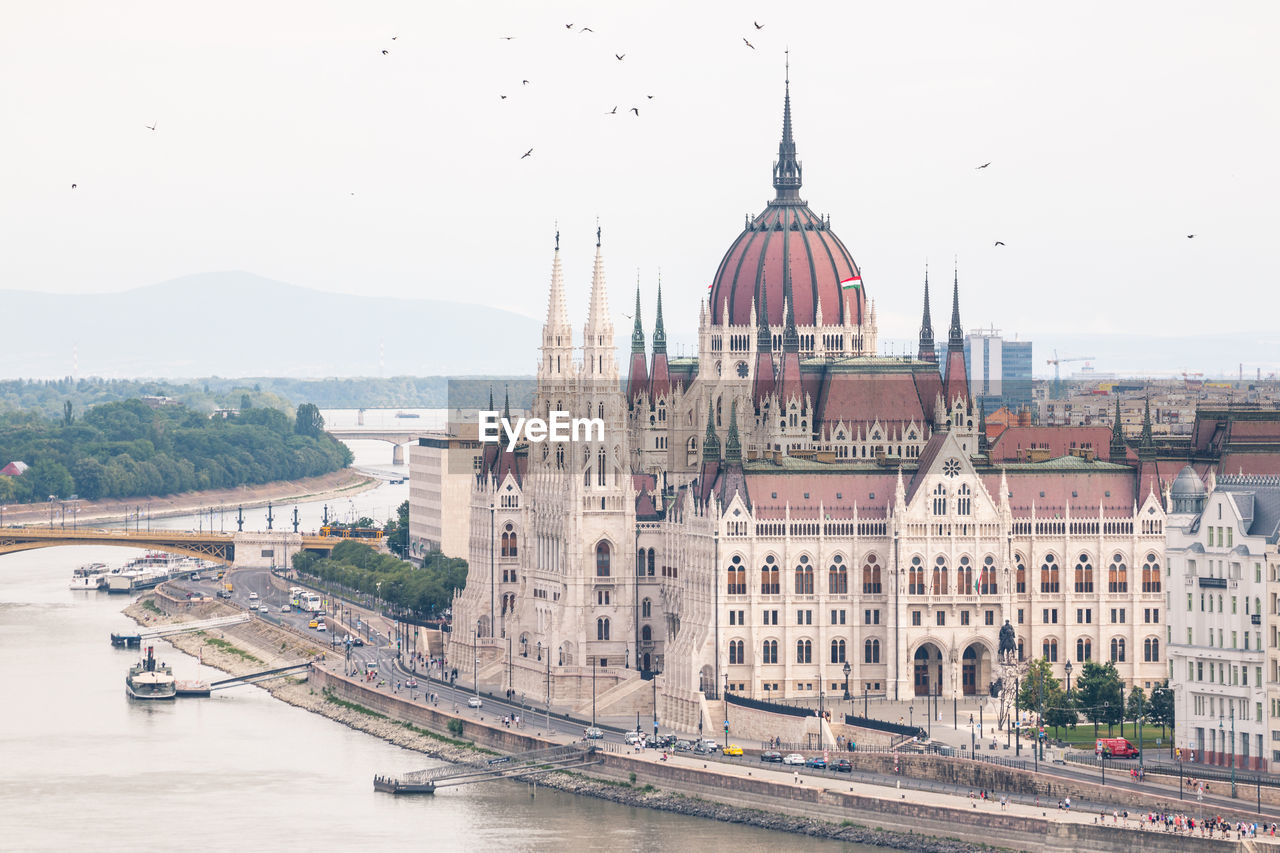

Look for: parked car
[692,742,715,755]
[315,622,326,632]
[258,604,270,613]
[584,727,605,740]
[248,591,258,600]
[804,757,827,770]
[782,753,806,766]
[673,740,693,752]
[349,636,365,647]
[308,619,319,629]
[760,750,783,763]
[698,738,719,750]
[405,679,418,689]
[834,759,853,773]
[279,604,291,613]
[656,734,678,748]
[624,731,645,745]
[722,744,744,756]
[467,696,483,708]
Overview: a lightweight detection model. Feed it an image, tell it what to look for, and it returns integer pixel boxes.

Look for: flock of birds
[504,20,771,162]
[59,21,1205,249]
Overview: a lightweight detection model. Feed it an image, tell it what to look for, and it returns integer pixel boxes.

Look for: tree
[63,400,73,427]
[1126,685,1148,724]
[23,459,74,503]
[1017,657,1062,712]
[1149,680,1174,736]
[1076,660,1124,728]
[294,403,325,437]
[385,500,410,557]
[240,393,252,412]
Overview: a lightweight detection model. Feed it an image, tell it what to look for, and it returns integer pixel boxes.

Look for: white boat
[125,646,176,700]
[69,562,109,590]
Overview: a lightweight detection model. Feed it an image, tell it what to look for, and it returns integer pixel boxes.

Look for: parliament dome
[709,78,865,329]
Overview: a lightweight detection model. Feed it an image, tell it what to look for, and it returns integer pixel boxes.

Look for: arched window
[647,548,655,576]
[1076,637,1092,662]
[637,547,646,576]
[829,555,848,594]
[1042,638,1058,662]
[932,483,947,515]
[597,448,606,486]
[908,556,925,595]
[1074,554,1094,593]
[761,555,779,595]
[931,556,949,595]
[1107,554,1127,593]
[728,639,744,664]
[1144,637,1160,662]
[1015,553,1027,593]
[830,638,846,663]
[957,483,971,516]
[762,639,778,664]
[595,541,611,576]
[1141,553,1161,593]
[957,556,974,594]
[641,598,651,618]
[862,554,882,594]
[796,639,812,664]
[641,624,653,643]
[794,555,814,595]
[1041,554,1060,593]
[979,555,998,594]
[727,555,746,595]
[864,638,880,663]
[596,617,610,640]
[1110,637,1126,663]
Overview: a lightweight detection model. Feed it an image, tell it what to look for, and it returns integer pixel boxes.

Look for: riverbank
[3,468,378,527]
[125,589,1248,853]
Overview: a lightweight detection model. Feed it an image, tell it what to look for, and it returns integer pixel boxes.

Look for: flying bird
[391,36,397,40]
[522,79,530,85]
[976,162,991,169]
[381,49,389,55]
[1187,234,1196,239]
[145,122,157,131]
[615,53,625,60]
[500,94,508,99]
[71,183,77,189]
[754,21,765,29]
[630,107,639,115]
[565,23,573,29]
[743,38,755,49]
[500,36,515,40]
[994,241,1005,247]
[606,106,617,114]
[646,94,654,99]
[580,27,594,33]
[521,148,533,159]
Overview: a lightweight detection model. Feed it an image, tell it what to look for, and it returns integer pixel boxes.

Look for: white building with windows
[1167,467,1279,771]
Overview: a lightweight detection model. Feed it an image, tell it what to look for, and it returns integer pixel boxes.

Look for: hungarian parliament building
[448,78,1277,734]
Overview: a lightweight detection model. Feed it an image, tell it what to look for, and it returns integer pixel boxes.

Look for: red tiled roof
[815,370,934,431]
[744,472,896,519]
[988,427,1115,463]
[980,469,1136,515]
[1218,453,1280,477]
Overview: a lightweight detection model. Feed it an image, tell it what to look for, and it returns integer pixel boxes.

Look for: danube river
[0,438,873,852]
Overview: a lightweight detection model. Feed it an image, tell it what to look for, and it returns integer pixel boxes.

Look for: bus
[288,587,322,614]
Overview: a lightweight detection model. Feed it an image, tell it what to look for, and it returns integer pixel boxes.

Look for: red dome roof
[709,79,864,329]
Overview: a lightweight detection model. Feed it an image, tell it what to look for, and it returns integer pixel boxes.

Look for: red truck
[1096,737,1138,758]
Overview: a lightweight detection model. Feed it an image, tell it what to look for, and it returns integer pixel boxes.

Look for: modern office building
[963,329,1033,414]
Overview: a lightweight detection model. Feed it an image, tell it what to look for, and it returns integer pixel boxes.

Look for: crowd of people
[1138,811,1263,838]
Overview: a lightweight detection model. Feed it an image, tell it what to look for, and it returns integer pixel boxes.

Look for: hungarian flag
[841,275,862,292]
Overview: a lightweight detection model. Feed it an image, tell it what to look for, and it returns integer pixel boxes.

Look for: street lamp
[842,661,851,701]
[1064,659,1073,696]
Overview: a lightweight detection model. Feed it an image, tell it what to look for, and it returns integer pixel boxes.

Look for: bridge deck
[375,745,600,794]
[209,662,312,689]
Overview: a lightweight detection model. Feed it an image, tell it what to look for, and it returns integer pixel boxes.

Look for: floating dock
[175,680,211,697]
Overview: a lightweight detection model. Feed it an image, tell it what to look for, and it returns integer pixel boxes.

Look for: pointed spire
[998,467,1010,509]
[652,279,667,355]
[503,385,511,423]
[630,279,645,354]
[948,265,963,348]
[1140,396,1154,448]
[977,401,989,453]
[1110,397,1127,461]
[702,400,721,463]
[757,270,773,351]
[724,401,741,464]
[782,259,799,352]
[772,51,803,202]
[918,264,936,362]
[488,386,494,411]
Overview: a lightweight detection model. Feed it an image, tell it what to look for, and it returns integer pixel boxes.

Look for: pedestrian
[793,771,799,784]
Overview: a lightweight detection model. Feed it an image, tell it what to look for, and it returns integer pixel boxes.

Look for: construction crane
[1046,350,1096,398]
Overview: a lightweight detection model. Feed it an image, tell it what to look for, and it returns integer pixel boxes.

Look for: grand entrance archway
[962,643,990,696]
[913,643,943,697]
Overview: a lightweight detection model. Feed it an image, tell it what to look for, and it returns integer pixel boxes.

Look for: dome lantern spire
[772,50,803,202]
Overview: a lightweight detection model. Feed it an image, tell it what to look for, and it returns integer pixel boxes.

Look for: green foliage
[1075,660,1124,725]
[1017,657,1062,711]
[1126,686,1147,721]
[384,500,410,557]
[294,403,325,437]
[447,718,464,737]
[1148,680,1175,728]
[0,397,352,504]
[292,541,466,618]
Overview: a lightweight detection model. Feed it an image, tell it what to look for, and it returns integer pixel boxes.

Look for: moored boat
[69,562,108,590]
[125,646,176,700]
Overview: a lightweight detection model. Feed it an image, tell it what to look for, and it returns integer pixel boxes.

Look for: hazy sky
[4,1,1277,356]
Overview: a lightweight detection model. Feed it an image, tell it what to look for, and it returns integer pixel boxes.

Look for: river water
[0,433,872,852]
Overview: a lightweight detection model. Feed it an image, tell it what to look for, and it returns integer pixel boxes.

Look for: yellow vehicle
[308,619,319,629]
[224,582,233,592]
[722,744,744,756]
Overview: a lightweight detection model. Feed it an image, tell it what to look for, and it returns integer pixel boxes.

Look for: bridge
[326,428,431,464]
[373,744,601,794]
[0,527,343,568]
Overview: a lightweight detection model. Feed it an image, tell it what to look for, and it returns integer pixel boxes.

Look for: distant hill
[0,272,542,378]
